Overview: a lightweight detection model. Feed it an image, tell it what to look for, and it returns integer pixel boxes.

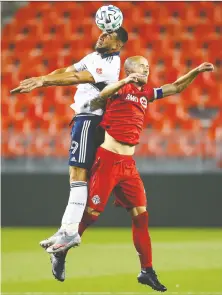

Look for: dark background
[2,173,222,227]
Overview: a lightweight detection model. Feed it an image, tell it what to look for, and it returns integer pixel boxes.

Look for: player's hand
[196,62,214,73]
[10,76,44,94]
[124,73,147,84]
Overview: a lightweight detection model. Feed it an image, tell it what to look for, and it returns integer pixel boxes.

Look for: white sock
[61,181,88,235]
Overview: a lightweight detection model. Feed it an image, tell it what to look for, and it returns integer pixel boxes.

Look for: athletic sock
[60,181,88,235]
[132,211,153,268]
[78,211,99,236]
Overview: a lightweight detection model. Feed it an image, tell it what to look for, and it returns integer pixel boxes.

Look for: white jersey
[71,51,120,116]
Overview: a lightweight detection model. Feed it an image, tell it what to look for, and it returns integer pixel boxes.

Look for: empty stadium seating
[2,1,222,159]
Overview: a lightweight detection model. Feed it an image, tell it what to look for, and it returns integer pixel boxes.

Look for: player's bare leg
[129,206,167,292]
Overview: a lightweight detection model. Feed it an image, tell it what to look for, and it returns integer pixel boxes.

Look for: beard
[95,45,109,54]
[136,77,148,86]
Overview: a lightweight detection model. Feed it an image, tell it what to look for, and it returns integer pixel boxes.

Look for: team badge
[140,96,147,109]
[96,68,103,74]
[92,195,101,204]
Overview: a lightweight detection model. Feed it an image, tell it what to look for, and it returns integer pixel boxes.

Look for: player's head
[124,56,149,84]
[95,27,128,54]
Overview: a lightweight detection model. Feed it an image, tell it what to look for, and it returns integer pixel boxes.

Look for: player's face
[133,58,149,84]
[95,32,118,53]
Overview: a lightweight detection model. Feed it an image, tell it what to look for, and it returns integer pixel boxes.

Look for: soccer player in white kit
[11,28,128,281]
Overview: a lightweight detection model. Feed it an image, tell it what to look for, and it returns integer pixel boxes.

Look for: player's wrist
[192,67,200,75]
[122,77,130,85]
[41,76,46,86]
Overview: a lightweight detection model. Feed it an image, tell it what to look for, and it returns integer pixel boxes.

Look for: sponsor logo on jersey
[140,96,147,109]
[126,94,138,102]
[92,195,100,205]
[96,68,103,74]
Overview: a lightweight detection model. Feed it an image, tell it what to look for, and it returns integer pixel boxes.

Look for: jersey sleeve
[117,84,128,95]
[143,87,163,102]
[73,55,89,72]
[86,56,120,84]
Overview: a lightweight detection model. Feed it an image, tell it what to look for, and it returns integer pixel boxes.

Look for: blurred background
[1,1,222,294]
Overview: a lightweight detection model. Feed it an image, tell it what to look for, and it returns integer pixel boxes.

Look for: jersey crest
[96,68,103,74]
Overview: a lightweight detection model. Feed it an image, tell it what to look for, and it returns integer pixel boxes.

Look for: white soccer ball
[95,5,123,33]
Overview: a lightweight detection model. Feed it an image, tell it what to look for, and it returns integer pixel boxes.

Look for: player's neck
[96,48,120,55]
[132,83,142,91]
[102,50,120,57]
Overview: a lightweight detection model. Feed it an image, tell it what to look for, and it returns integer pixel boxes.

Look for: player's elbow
[99,92,107,100]
[67,72,81,84]
[173,82,182,93]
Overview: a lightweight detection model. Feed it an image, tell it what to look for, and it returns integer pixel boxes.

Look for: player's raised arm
[89,73,145,111]
[161,62,214,98]
[48,65,77,75]
[10,53,95,94]
[10,70,95,94]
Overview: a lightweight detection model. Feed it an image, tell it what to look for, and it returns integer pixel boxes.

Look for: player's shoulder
[142,83,152,91]
[117,83,132,95]
[85,52,98,59]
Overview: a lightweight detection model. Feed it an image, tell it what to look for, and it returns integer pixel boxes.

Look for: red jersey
[100,83,161,145]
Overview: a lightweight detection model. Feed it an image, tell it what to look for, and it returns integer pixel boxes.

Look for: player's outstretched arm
[10,70,95,94]
[89,73,145,111]
[48,65,76,75]
[161,62,214,98]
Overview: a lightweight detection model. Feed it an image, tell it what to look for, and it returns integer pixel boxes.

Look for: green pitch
[2,228,222,295]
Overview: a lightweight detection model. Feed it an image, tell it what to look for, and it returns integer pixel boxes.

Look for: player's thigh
[114,173,147,210]
[69,166,88,182]
[69,115,102,171]
[87,155,116,213]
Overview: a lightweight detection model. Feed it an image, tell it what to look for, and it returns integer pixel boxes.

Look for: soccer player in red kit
[52,56,214,290]
[76,56,214,292]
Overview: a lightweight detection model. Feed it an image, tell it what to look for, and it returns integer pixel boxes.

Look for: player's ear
[116,40,123,50]
[125,69,130,76]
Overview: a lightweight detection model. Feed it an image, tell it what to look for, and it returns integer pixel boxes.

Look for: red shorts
[88,147,147,212]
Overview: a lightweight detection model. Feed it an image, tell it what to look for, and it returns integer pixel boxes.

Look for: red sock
[78,211,99,237]
[132,211,152,268]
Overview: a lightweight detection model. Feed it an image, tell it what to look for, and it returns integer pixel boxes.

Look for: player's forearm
[42,72,80,86]
[89,96,107,111]
[173,68,199,93]
[100,79,127,99]
[48,65,77,75]
[48,68,67,75]
[88,79,127,111]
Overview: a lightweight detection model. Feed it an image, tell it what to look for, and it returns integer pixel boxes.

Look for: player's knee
[69,166,88,183]
[85,206,101,216]
[129,206,147,217]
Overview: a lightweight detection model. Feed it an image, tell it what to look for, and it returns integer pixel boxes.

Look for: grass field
[1,228,222,295]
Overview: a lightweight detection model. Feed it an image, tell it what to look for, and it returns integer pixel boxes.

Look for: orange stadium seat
[13,23,41,41]
[191,3,215,22]
[28,1,52,12]
[2,72,14,87]
[194,24,214,38]
[53,1,77,12]
[14,5,38,23]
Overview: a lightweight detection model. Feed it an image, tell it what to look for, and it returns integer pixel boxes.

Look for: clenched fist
[196,62,214,73]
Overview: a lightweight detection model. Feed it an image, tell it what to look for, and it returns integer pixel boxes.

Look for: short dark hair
[116,27,128,44]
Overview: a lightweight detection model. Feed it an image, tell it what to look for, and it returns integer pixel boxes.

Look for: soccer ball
[95,5,123,33]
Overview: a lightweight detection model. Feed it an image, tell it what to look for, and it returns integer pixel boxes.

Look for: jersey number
[70,140,79,154]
